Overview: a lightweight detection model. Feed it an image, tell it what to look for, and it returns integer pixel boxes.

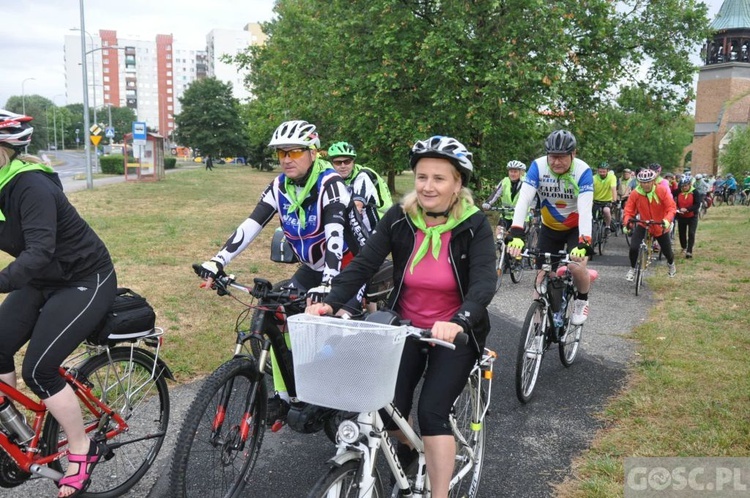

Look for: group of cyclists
[1,108,733,497]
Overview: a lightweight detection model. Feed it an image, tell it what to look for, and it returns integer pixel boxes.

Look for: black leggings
[677,217,698,253]
[0,268,117,398]
[629,226,674,267]
[383,336,476,436]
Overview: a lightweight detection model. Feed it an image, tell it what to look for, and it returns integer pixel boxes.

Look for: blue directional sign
[105,126,115,139]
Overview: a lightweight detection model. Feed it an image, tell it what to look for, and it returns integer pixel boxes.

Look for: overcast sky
[1,0,724,110]
[0,0,276,107]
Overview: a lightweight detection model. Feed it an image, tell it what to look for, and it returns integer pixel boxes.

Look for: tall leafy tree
[232,0,710,191]
[718,125,750,177]
[174,77,246,157]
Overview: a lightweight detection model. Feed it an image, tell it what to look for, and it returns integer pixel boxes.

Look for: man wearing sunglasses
[197,120,368,423]
[328,141,391,232]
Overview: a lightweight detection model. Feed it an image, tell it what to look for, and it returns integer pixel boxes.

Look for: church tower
[688,0,750,174]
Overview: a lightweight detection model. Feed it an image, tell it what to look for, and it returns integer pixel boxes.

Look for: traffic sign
[132,121,147,146]
[90,135,102,146]
[105,127,115,139]
[90,124,102,136]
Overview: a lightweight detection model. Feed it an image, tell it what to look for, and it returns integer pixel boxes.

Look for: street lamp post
[21,77,35,115]
[52,95,65,151]
[71,27,98,128]
[21,78,36,153]
[77,0,94,189]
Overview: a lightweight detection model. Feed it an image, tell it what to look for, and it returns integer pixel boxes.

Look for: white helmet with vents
[409,135,474,185]
[268,120,320,149]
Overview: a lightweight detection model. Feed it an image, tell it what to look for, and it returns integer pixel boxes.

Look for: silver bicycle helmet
[637,168,657,182]
[507,160,526,171]
[544,130,577,154]
[0,109,34,149]
[268,120,320,149]
[409,135,474,185]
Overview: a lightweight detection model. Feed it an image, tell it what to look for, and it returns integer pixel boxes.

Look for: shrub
[100,155,125,175]
[164,157,177,170]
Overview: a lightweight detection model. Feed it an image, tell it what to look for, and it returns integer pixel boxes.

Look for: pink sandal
[57,440,108,497]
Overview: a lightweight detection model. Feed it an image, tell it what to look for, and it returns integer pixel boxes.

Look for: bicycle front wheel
[559,297,583,367]
[635,246,646,296]
[44,347,170,498]
[169,357,267,498]
[495,245,506,293]
[309,459,384,498]
[449,374,487,498]
[515,301,546,403]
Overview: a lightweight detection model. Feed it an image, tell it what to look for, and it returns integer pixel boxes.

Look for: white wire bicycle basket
[287,314,408,412]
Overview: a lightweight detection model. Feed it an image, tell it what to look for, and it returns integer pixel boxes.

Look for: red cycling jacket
[623,183,676,236]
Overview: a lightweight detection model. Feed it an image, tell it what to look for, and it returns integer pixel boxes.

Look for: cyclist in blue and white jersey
[197,120,368,423]
[506,130,594,325]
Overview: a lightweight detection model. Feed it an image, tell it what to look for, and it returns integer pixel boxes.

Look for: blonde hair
[403,160,476,218]
[0,146,42,168]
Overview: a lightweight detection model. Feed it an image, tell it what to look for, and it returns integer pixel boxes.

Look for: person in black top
[205,154,214,171]
[0,109,117,497]
[307,136,495,498]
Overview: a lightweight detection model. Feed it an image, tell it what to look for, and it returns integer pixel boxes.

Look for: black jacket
[0,170,112,292]
[326,204,497,350]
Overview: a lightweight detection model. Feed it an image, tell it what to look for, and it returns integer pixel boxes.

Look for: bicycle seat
[556,266,599,282]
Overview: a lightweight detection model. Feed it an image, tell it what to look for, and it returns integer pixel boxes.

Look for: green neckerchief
[635,184,660,203]
[0,160,55,222]
[408,199,479,273]
[284,157,324,228]
[550,168,580,196]
[680,187,695,198]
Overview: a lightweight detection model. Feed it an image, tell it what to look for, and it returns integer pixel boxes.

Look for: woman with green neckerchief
[0,109,117,497]
[306,136,496,498]
[196,120,368,425]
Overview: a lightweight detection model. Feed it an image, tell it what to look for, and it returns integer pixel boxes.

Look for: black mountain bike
[169,269,354,498]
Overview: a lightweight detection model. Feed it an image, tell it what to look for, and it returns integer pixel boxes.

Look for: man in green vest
[482,160,527,237]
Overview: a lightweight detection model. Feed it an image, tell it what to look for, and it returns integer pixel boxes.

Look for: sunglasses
[276,148,309,160]
[332,158,354,167]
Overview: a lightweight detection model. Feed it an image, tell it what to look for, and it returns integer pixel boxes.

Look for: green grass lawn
[557,206,750,497]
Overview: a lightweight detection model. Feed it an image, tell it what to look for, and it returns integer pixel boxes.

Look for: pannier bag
[89,287,156,345]
[270,227,299,263]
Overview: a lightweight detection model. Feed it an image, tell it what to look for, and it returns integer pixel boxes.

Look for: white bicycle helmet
[636,168,657,182]
[410,135,473,185]
[507,160,526,171]
[0,109,34,149]
[268,120,320,149]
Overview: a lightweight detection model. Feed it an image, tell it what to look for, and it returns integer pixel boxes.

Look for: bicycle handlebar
[404,326,469,349]
[192,263,307,303]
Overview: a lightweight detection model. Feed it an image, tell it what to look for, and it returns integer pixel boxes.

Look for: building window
[104,76,110,82]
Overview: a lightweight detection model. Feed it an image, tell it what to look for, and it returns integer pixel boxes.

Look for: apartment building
[63,23,264,137]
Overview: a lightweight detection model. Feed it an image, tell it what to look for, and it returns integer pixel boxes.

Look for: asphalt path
[5,174,668,496]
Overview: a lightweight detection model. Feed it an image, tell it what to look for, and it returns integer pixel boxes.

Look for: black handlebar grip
[191,263,203,276]
[454,332,470,346]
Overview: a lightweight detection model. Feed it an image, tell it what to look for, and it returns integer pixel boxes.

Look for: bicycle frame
[0,330,168,481]
[323,349,495,498]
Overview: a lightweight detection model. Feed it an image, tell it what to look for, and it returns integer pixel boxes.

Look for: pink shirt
[398,229,462,329]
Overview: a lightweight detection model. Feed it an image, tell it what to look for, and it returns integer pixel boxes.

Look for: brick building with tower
[685,0,750,175]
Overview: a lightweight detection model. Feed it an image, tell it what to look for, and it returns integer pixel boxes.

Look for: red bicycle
[0,326,172,496]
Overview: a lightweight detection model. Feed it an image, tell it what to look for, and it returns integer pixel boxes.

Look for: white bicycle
[287,313,495,498]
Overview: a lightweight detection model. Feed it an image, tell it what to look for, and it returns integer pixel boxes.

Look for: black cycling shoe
[266,395,290,424]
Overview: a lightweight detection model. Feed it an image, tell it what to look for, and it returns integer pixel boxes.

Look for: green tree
[174,77,246,157]
[718,125,750,177]
[232,0,710,192]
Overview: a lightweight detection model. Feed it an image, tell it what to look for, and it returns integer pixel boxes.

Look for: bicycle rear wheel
[44,347,170,498]
[448,373,487,498]
[515,301,546,403]
[309,459,384,498]
[169,357,267,498]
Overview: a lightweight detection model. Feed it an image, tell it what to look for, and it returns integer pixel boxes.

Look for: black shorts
[536,226,579,269]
